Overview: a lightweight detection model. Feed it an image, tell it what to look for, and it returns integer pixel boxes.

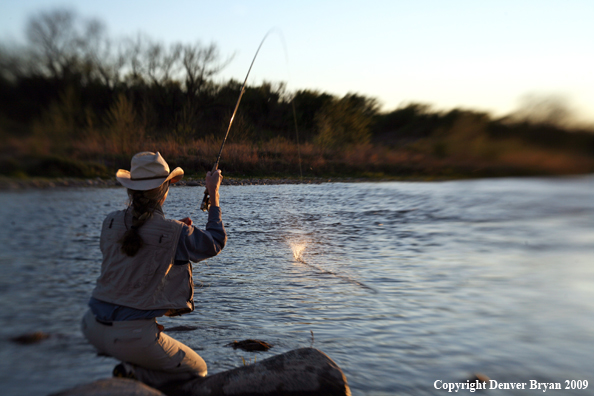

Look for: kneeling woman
[82,152,226,388]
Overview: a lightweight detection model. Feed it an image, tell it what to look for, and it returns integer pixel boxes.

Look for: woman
[82,151,226,388]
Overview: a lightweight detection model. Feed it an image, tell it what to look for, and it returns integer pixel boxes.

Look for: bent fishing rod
[200,33,271,212]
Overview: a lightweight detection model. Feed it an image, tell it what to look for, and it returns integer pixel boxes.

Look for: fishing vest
[92,208,194,316]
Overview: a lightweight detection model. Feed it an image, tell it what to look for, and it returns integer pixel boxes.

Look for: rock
[52,348,350,396]
[466,373,490,391]
[469,373,490,383]
[10,331,50,345]
[164,325,199,332]
[161,347,350,396]
[225,339,273,352]
[50,378,165,396]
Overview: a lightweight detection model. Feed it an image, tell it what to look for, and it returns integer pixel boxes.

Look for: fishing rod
[200,32,272,212]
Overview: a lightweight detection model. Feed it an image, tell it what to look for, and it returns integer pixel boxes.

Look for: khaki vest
[92,209,194,316]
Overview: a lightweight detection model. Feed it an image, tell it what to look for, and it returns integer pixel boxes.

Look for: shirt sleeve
[175,206,227,263]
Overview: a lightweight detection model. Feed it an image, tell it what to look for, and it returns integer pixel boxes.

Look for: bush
[25,155,109,178]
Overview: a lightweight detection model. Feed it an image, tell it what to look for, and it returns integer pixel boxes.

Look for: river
[0,176,592,395]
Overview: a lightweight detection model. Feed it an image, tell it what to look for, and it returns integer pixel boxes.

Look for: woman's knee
[157,333,207,376]
[81,310,104,352]
[181,350,207,377]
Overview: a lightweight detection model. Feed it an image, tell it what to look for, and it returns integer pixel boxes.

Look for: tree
[291,90,334,141]
[79,19,122,87]
[0,43,28,82]
[26,8,77,79]
[512,94,574,127]
[25,9,92,81]
[146,41,181,87]
[181,42,228,98]
[177,42,231,138]
[314,93,379,148]
[24,8,124,88]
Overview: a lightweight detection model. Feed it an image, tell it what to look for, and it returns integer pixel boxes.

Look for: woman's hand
[206,169,222,207]
[179,217,193,226]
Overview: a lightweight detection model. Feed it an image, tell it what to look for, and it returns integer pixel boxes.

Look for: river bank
[0,174,451,190]
[0,176,323,190]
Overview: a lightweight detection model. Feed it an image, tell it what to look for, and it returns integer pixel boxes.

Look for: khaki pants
[81,309,207,388]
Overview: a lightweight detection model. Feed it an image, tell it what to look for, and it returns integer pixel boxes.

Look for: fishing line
[272,28,303,180]
[290,242,377,293]
[291,100,303,180]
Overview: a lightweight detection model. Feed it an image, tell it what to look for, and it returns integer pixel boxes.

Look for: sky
[1,0,593,122]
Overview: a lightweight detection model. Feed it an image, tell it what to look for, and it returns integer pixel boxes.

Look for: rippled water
[0,177,593,395]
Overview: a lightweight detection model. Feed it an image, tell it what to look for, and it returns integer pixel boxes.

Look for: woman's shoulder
[105,208,126,216]
[162,217,186,230]
[145,214,185,234]
[103,209,126,221]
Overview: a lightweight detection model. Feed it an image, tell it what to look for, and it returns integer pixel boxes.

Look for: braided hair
[119,182,169,257]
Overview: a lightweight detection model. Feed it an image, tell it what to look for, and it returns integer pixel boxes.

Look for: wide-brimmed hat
[116,152,184,191]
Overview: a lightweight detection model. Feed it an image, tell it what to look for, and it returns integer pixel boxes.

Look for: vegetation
[1,8,592,181]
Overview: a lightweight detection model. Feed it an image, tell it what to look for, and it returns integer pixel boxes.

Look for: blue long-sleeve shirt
[89,206,226,321]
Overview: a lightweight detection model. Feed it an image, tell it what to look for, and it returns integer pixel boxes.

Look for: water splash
[289,242,307,262]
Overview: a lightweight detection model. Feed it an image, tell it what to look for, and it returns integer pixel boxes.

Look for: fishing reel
[200,189,210,212]
[200,164,218,212]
